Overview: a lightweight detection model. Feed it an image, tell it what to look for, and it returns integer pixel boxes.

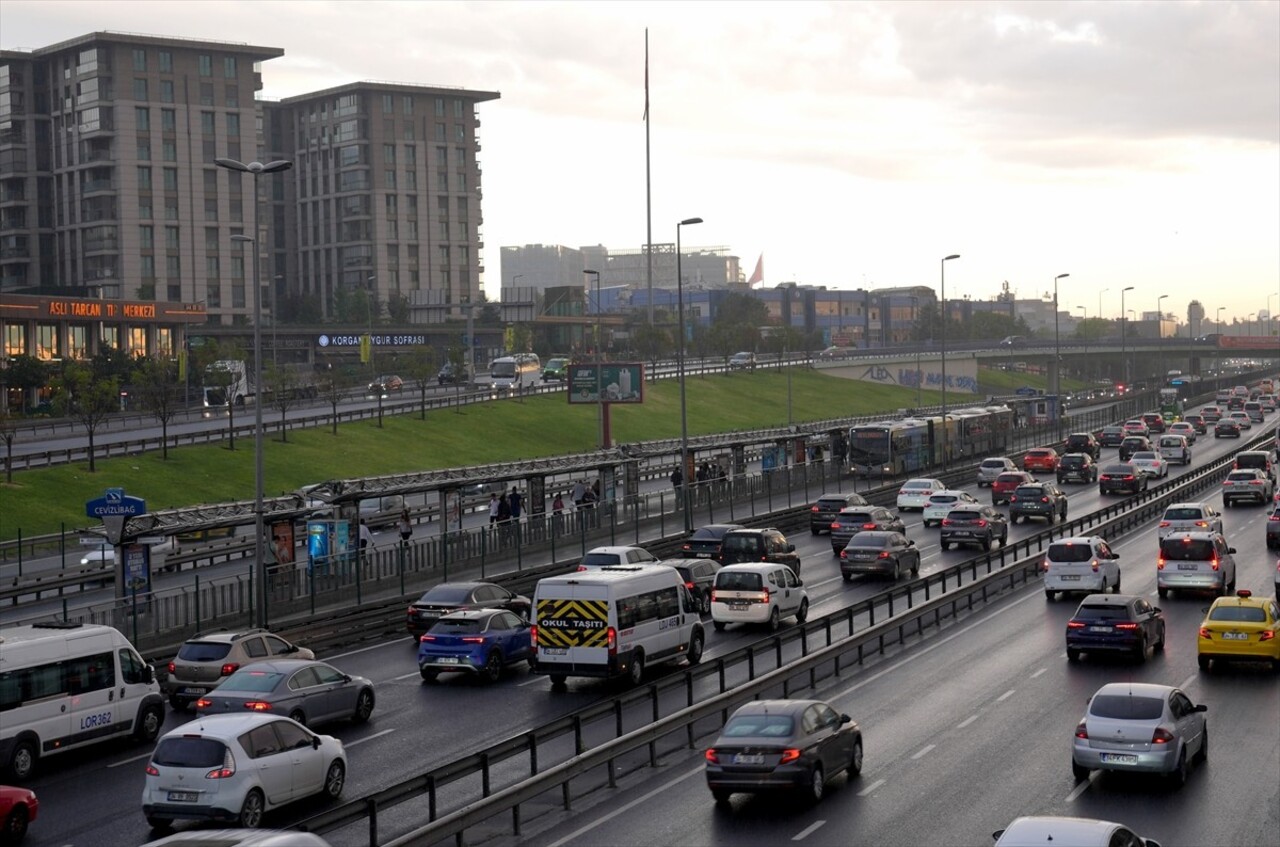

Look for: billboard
[567,363,645,405]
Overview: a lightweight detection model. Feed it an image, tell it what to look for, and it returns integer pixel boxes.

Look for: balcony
[81,179,116,195]
[83,238,119,253]
[0,245,30,260]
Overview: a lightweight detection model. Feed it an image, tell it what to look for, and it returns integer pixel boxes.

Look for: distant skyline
[4,1,1277,323]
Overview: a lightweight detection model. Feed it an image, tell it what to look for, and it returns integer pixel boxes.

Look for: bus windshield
[491,361,517,379]
[848,429,890,466]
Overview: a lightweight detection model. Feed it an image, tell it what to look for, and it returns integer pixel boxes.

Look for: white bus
[491,353,541,392]
[0,623,165,780]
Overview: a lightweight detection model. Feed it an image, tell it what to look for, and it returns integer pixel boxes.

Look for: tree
[1073,317,1112,341]
[630,322,672,365]
[387,291,411,324]
[320,372,349,435]
[134,358,182,459]
[401,346,436,420]
[264,362,302,443]
[709,292,766,355]
[0,408,16,483]
[446,345,468,412]
[2,355,49,413]
[53,360,119,473]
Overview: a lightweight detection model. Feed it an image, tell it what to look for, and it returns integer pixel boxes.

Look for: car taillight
[1151,727,1175,745]
[862,523,877,530]
[682,543,692,551]
[1114,623,1138,631]
[407,606,415,616]
[1010,496,1018,502]
[1157,556,1166,570]
[1261,630,1275,642]
[206,749,236,780]
[530,625,538,646]
[705,749,720,764]
[167,661,175,674]
[243,700,272,711]
[976,519,988,528]
[1124,475,1135,481]
[606,626,617,656]
[878,551,891,559]
[220,663,239,677]
[1075,721,1088,740]
[420,635,435,642]
[941,518,952,526]
[839,549,848,559]
[756,589,771,602]
[779,749,802,764]
[195,697,212,709]
[810,505,820,513]
[1091,560,1099,572]
[461,637,485,644]
[831,522,841,530]
[146,763,160,776]
[1159,521,1170,527]
[1210,557,1220,571]
[577,565,588,572]
[1199,627,1212,639]
[1066,621,1085,629]
[685,580,696,591]
[1040,496,1049,503]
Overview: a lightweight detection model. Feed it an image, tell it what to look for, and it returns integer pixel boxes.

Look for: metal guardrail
[292,429,1259,846]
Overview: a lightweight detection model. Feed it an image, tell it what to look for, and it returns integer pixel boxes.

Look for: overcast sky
[6,1,1278,325]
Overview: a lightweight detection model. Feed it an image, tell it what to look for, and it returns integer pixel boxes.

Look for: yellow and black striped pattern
[536,599,609,648]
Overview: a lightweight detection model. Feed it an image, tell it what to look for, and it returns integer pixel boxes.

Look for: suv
[164,630,315,710]
[1009,482,1069,524]
[939,505,1009,551]
[710,564,807,632]
[1221,469,1274,507]
[991,471,1035,506]
[1234,450,1275,481]
[1023,448,1060,473]
[1158,532,1237,598]
[1119,435,1152,462]
[809,492,870,534]
[976,457,1018,487]
[1199,405,1224,422]
[1158,502,1224,539]
[728,351,757,371]
[1043,536,1120,600]
[828,507,904,555]
[436,362,469,385]
[540,356,570,382]
[719,528,801,576]
[1182,413,1208,434]
[1057,453,1098,484]
[1065,594,1165,663]
[1063,433,1101,460]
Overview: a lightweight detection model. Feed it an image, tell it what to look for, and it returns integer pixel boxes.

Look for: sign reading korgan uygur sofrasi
[567,363,645,405]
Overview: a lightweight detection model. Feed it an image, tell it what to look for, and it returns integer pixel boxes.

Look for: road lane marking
[956,714,979,729]
[911,744,936,760]
[1065,770,1098,802]
[346,728,395,747]
[857,778,885,796]
[1030,667,1047,679]
[394,670,421,681]
[107,750,153,768]
[793,821,826,841]
[545,762,704,847]
[519,674,548,687]
[996,689,1016,702]
[331,641,410,660]
[1178,672,1197,691]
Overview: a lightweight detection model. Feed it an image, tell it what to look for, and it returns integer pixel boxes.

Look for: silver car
[976,457,1017,487]
[194,660,375,729]
[1072,682,1207,786]
[1157,502,1223,539]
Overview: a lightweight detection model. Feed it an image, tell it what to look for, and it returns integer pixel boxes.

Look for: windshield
[848,429,890,464]
[491,361,517,379]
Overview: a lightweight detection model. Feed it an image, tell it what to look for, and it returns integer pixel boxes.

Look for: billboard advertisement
[567,363,645,404]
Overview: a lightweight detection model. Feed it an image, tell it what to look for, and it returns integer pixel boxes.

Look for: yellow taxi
[1197,590,1280,671]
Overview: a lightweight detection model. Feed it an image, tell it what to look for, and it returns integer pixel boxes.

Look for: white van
[531,565,704,690]
[1157,434,1192,466]
[0,622,165,780]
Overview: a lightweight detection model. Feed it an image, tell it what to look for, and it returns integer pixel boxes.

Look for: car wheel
[1158,586,1169,599]
[134,704,164,742]
[1072,759,1090,782]
[288,708,308,726]
[892,560,901,581]
[420,668,438,683]
[1155,625,1166,652]
[483,650,504,683]
[6,740,35,782]
[1197,654,1210,671]
[323,759,346,799]
[4,804,29,843]
[167,694,188,711]
[1045,589,1056,601]
[1133,638,1147,663]
[809,764,826,803]
[352,689,375,723]
[767,607,781,632]
[146,815,173,832]
[940,540,950,551]
[628,651,645,686]
[911,556,920,577]
[687,630,705,665]
[848,738,864,777]
[700,592,712,615]
[1047,509,1055,525]
[983,536,992,552]
[549,674,568,691]
[842,573,854,582]
[1066,647,1080,662]
[238,788,265,828]
[1168,749,1189,788]
[811,527,820,536]
[712,789,732,806]
[795,598,810,624]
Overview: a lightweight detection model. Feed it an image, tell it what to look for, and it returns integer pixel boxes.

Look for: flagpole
[644,28,654,327]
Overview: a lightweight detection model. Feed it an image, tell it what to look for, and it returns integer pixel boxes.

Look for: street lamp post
[1120,286,1135,390]
[216,157,292,629]
[1216,306,1225,334]
[1248,312,1256,335]
[940,254,960,469]
[366,275,377,374]
[584,269,604,449]
[1053,273,1069,440]
[271,274,283,369]
[676,217,703,531]
[1076,305,1086,320]
[1099,288,1108,327]
[1157,294,1168,383]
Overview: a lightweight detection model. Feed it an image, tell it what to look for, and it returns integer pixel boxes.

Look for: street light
[1053,273,1069,440]
[1157,293,1168,383]
[584,269,604,449]
[676,216,703,531]
[1076,305,1087,320]
[366,275,377,374]
[215,156,292,630]
[1248,312,1256,335]
[1120,286,1135,389]
[512,273,524,288]
[940,254,960,469]
[1099,288,1109,326]
[1216,306,1225,334]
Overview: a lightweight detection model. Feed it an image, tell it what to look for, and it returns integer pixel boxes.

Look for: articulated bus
[848,407,1014,477]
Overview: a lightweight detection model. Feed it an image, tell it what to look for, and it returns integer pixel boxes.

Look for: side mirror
[1227,547,1237,554]
[342,674,352,682]
[786,543,796,553]
[795,579,804,587]
[144,665,156,684]
[1110,553,1121,559]
[840,714,852,724]
[313,736,322,749]
[287,644,299,653]
[1194,704,1207,713]
[907,540,916,547]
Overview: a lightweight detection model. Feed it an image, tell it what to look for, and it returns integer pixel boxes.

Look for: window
[385,169,397,188]
[224,85,238,107]
[199,82,214,106]
[405,170,416,188]
[202,170,218,194]
[339,145,361,167]
[160,79,174,103]
[403,95,413,116]
[382,93,394,113]
[403,121,414,141]
[200,112,215,135]
[435,98,445,117]
[403,146,416,166]
[132,49,147,71]
[132,78,147,101]
[227,113,240,137]
[137,140,151,160]
[137,166,152,190]
[455,124,466,142]
[273,720,313,751]
[161,108,175,132]
[223,56,237,78]
[436,170,447,190]
[139,225,153,248]
[119,648,148,685]
[206,256,219,276]
[383,143,396,165]
[139,199,152,220]
[288,667,321,690]
[66,652,115,695]
[265,636,293,656]
[453,99,465,118]
[241,725,281,759]
[163,167,178,191]
[162,139,176,161]
[158,51,172,73]
[205,227,219,250]
[406,195,417,216]
[135,107,150,131]
[165,226,179,249]
[198,55,212,77]
[203,198,218,220]
[435,122,445,142]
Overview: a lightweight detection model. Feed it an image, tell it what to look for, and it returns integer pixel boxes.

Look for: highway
[19,420,1279,847]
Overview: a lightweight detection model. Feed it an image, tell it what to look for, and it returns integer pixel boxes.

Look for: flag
[747,254,764,286]
[643,29,649,121]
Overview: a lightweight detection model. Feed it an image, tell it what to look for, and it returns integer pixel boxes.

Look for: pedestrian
[670,466,683,489]
[552,492,565,534]
[496,494,511,525]
[571,478,587,508]
[591,478,600,502]
[358,519,375,553]
[397,509,412,545]
[488,492,500,525]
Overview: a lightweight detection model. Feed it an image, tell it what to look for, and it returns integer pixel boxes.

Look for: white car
[710,563,808,632]
[921,490,979,527]
[577,545,659,570]
[993,816,1160,847]
[1157,502,1224,540]
[1128,451,1168,479]
[1227,411,1253,430]
[142,713,346,831]
[896,478,946,512]
[1043,536,1121,601]
[1167,421,1197,443]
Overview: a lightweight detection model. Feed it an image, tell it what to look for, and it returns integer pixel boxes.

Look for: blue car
[417,608,533,683]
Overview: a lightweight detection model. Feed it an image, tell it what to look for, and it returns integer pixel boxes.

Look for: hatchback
[1022,448,1060,473]
[1139,412,1166,434]
[1128,451,1168,479]
[1065,594,1165,662]
[1157,532,1237,598]
[672,558,722,613]
[1118,435,1152,462]
[719,528,802,575]
[194,661,375,729]
[828,507,905,555]
[1071,683,1207,786]
[976,457,1018,487]
[809,492,869,534]
[1197,590,1280,671]
[838,531,920,581]
[1182,413,1208,434]
[680,524,743,560]
[1221,469,1274,506]
[1198,405,1223,423]
[922,490,979,527]
[1056,453,1098,484]
[710,564,808,632]
[896,478,946,511]
[1157,502,1223,540]
[417,609,533,683]
[1062,433,1101,460]
[704,699,861,805]
[1214,419,1241,438]
[1042,536,1120,599]
[165,631,315,711]
[1121,419,1150,438]
[1009,482,1068,524]
[1098,426,1126,447]
[1098,462,1147,495]
[991,471,1036,506]
[405,582,532,640]
[940,506,1009,552]
[0,785,37,845]
[142,714,347,830]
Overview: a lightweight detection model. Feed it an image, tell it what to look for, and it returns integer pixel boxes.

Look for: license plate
[1177,563,1199,571]
[1222,632,1248,640]
[1061,575,1081,581]
[695,553,712,558]
[182,687,206,695]
[540,647,567,656]
[1089,625,1112,632]
[950,531,972,537]
[733,753,765,765]
[1100,753,1138,765]
[435,657,460,664]
[167,791,198,802]
[729,604,749,611]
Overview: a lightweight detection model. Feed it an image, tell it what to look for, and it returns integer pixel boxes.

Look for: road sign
[85,487,147,519]
[1014,386,1039,397]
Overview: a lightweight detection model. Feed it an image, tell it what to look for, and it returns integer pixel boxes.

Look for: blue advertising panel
[307,520,332,574]
[122,544,150,595]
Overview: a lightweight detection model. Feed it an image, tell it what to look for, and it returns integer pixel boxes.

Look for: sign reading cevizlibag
[567,363,645,405]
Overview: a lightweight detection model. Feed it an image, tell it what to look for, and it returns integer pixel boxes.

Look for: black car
[1063,432,1101,460]
[1118,435,1152,462]
[838,530,920,581]
[669,558,721,614]
[680,524,743,560]
[1057,453,1098,484]
[1065,594,1166,663]
[1098,425,1127,448]
[720,528,802,576]
[828,507,905,555]
[405,581,531,641]
[1098,462,1148,495]
[1214,419,1242,438]
[1183,413,1208,434]
[939,505,1009,551]
[1009,482,1069,524]
[809,492,869,535]
[437,362,469,385]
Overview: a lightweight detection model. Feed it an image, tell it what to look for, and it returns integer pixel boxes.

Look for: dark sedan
[705,699,862,805]
[1214,419,1242,438]
[939,505,1009,551]
[1009,482,1069,524]
[828,507,905,555]
[671,558,722,614]
[1099,462,1148,495]
[194,660,375,728]
[1098,425,1127,447]
[417,609,533,683]
[809,492,869,534]
[1118,435,1152,462]
[681,523,743,560]
[839,530,920,581]
[1065,594,1166,663]
[406,581,531,641]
